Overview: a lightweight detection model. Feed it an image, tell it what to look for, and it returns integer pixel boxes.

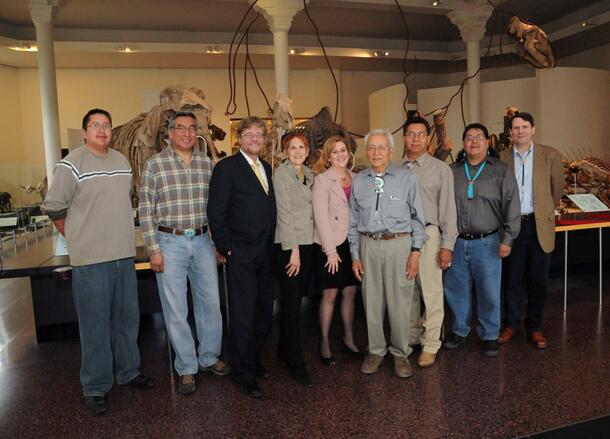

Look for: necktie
[251,162,268,194]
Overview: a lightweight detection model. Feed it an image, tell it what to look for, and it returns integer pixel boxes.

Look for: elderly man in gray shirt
[443,123,520,357]
[401,117,458,368]
[349,128,426,379]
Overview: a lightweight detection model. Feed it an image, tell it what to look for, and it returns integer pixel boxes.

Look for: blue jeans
[443,233,502,341]
[72,258,141,396]
[155,231,223,375]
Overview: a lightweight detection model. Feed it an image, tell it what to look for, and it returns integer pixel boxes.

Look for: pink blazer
[312,167,353,256]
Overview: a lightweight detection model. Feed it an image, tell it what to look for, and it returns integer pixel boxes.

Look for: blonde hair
[312,135,353,174]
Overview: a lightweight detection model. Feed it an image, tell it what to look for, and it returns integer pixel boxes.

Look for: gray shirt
[402,153,458,251]
[42,146,135,266]
[451,156,521,246]
[348,163,427,260]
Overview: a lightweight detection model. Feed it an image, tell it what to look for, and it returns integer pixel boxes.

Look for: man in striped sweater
[42,108,154,416]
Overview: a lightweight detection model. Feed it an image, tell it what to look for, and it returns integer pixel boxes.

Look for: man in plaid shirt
[139,111,229,395]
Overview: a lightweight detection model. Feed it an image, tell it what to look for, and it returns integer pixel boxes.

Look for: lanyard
[464,161,487,199]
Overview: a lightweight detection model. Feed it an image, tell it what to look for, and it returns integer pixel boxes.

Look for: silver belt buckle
[184,228,195,237]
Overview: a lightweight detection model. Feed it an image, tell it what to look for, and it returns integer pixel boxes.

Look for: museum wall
[416,67,608,159]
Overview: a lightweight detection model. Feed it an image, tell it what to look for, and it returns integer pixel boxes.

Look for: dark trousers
[274,244,314,370]
[227,245,274,382]
[502,216,551,333]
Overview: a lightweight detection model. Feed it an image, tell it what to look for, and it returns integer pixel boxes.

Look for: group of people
[42,107,563,415]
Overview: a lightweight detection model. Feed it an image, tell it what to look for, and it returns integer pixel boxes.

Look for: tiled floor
[1,273,609,439]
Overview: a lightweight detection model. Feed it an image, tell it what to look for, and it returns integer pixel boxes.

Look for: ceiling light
[289,48,305,55]
[432,0,442,6]
[581,20,598,28]
[9,41,37,52]
[372,50,390,57]
[206,46,222,54]
[116,45,133,53]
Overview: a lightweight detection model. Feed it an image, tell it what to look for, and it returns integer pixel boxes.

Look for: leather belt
[521,213,535,221]
[361,232,410,241]
[157,225,207,237]
[458,229,498,240]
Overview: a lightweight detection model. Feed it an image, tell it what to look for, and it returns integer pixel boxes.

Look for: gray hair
[168,111,197,129]
[364,128,394,150]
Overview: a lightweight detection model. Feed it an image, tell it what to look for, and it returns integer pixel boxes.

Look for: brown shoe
[200,360,231,376]
[360,354,384,374]
[529,331,548,349]
[498,328,516,344]
[394,357,413,379]
[178,374,196,395]
[417,351,436,367]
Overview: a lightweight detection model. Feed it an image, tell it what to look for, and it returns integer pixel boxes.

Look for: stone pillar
[254,0,305,98]
[448,3,492,123]
[29,0,62,184]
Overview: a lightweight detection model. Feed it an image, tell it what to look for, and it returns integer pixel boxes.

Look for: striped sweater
[42,146,135,266]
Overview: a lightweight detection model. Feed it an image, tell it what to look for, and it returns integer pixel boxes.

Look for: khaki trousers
[361,234,414,358]
[410,225,444,353]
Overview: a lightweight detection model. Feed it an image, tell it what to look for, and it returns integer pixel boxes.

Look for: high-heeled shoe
[342,341,365,360]
[319,344,336,366]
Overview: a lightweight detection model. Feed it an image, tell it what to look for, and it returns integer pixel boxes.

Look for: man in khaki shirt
[401,117,458,367]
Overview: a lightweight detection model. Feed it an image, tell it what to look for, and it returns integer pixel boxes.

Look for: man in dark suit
[499,112,563,349]
[207,116,276,398]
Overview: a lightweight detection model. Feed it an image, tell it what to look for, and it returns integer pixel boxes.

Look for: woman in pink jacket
[313,136,363,365]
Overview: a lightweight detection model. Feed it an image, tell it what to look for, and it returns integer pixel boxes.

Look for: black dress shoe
[236,379,263,399]
[256,364,271,379]
[126,373,155,390]
[293,368,314,388]
[319,344,336,366]
[342,342,365,360]
[85,395,109,416]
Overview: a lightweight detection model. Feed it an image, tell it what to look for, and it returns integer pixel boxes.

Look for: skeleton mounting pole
[448,2,492,124]
[29,0,63,185]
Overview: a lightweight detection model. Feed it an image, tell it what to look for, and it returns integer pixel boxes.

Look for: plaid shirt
[139,147,213,254]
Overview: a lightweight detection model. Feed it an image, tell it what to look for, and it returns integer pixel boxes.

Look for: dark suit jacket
[207,151,276,261]
[500,144,564,253]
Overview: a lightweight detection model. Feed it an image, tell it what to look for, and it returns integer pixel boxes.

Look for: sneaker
[200,360,231,376]
[498,327,516,344]
[85,395,108,416]
[417,351,437,367]
[360,354,384,374]
[481,340,499,357]
[178,374,196,395]
[393,357,413,379]
[443,333,467,349]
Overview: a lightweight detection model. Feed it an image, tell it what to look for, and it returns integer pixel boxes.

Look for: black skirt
[314,239,360,290]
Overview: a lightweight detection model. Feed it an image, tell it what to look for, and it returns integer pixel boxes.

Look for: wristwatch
[411,247,421,253]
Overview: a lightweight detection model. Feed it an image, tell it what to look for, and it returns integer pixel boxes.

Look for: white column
[254,0,305,98]
[448,3,492,123]
[29,0,62,184]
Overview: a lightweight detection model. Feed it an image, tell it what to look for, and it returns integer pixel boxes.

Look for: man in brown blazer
[499,112,564,349]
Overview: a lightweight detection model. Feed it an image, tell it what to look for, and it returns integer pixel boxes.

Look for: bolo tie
[464,161,487,199]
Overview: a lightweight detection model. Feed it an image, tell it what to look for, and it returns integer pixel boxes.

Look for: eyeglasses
[241,133,265,140]
[405,131,427,139]
[171,126,198,134]
[465,134,486,142]
[87,122,112,130]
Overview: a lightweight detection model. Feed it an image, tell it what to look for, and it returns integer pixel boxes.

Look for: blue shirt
[513,143,534,214]
[348,163,427,260]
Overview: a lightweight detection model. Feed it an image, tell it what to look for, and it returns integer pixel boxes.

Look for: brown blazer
[500,144,564,253]
[312,167,353,256]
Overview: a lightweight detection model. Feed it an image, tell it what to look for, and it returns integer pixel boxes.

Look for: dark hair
[281,132,309,152]
[168,111,197,129]
[510,112,535,128]
[236,116,267,138]
[402,117,431,135]
[462,123,489,140]
[82,108,112,129]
